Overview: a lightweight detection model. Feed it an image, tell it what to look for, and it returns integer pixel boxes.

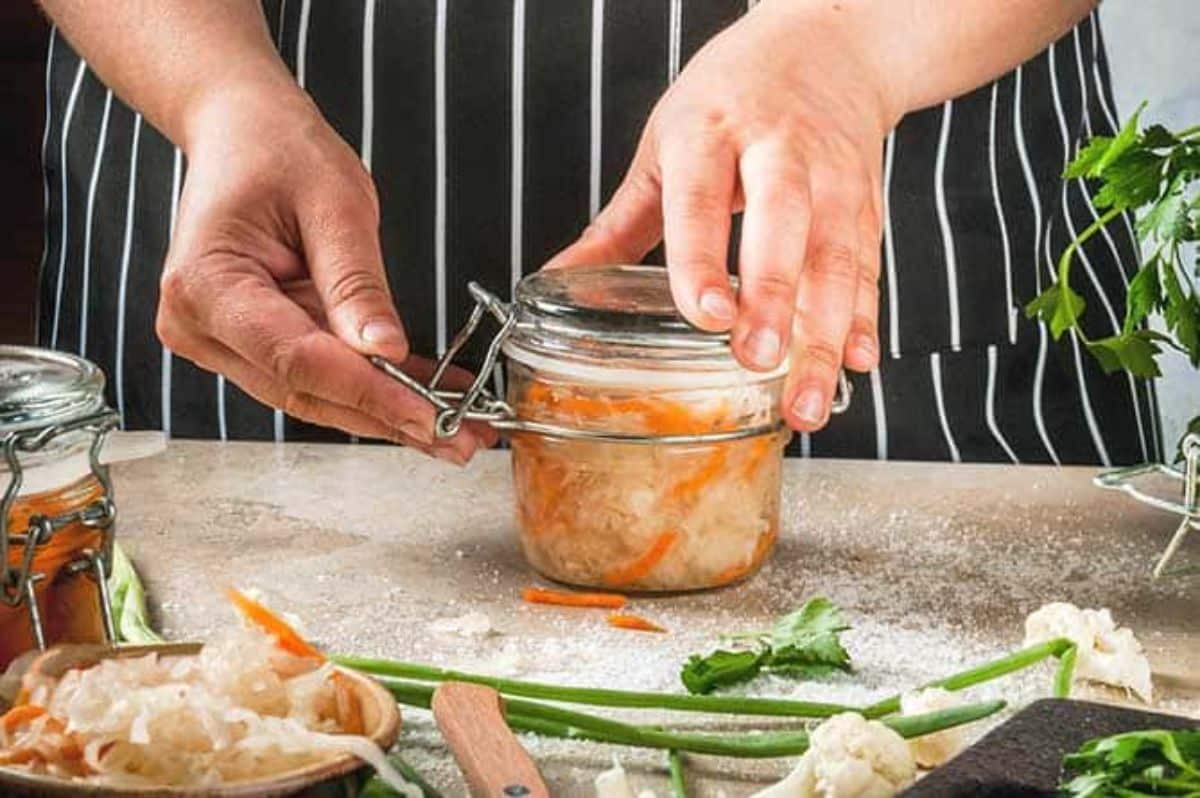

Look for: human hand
[157,85,494,462]
[547,0,904,432]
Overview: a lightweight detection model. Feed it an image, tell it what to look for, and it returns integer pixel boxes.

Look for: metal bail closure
[1093,431,1200,578]
[1,407,121,649]
[372,281,853,445]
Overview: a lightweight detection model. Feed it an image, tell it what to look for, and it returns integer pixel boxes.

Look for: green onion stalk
[379,676,1004,759]
[668,751,688,798]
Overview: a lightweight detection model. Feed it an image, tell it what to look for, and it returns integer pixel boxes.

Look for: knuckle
[281,390,318,422]
[269,333,311,385]
[808,240,859,281]
[323,268,388,311]
[676,182,726,221]
[753,270,798,305]
[802,339,844,373]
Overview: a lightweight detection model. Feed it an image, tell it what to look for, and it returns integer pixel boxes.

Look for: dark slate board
[899,698,1197,798]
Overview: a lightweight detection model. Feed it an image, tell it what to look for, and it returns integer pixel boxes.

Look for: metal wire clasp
[1093,432,1200,578]
[372,281,853,444]
[1,409,121,649]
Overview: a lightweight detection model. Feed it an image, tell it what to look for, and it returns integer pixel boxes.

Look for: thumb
[300,198,409,362]
[543,162,663,270]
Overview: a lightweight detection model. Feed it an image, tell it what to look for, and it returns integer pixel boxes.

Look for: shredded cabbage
[0,626,415,793]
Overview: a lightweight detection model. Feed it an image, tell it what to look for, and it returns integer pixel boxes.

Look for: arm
[38,1,489,460]
[549,0,1097,432]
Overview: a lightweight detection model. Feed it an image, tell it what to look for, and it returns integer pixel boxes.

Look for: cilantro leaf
[1092,149,1166,210]
[679,597,854,694]
[1141,124,1180,149]
[1096,102,1145,175]
[1137,172,1191,242]
[1064,135,1113,179]
[680,649,767,695]
[1062,729,1200,797]
[765,596,852,675]
[1026,283,1087,339]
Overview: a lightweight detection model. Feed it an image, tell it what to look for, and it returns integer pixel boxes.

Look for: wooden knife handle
[432,682,550,798]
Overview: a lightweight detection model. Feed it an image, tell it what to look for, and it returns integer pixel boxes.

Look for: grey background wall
[1101,1,1200,453]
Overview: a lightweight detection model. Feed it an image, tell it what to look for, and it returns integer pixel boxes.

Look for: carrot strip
[521,586,626,610]
[607,613,667,633]
[666,448,729,504]
[227,588,325,661]
[603,530,681,587]
[1,705,45,732]
[330,671,365,735]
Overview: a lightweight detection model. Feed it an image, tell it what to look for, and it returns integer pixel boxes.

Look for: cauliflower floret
[751,713,916,798]
[1024,602,1153,703]
[899,688,969,767]
[594,756,637,798]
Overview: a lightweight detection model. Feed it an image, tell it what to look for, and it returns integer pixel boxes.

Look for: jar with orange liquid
[372,265,851,592]
[0,347,120,668]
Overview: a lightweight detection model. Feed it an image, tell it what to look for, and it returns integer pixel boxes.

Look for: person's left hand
[547,0,904,432]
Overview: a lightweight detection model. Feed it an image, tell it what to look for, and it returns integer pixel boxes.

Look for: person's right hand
[156,85,492,463]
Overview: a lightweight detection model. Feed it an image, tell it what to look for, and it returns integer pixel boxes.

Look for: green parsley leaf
[1123,259,1161,335]
[1095,102,1145,175]
[1086,332,1163,378]
[1140,124,1179,149]
[1137,172,1191,242]
[1093,149,1166,210]
[680,649,768,695]
[1062,729,1200,797]
[1064,135,1113,179]
[1026,283,1087,339]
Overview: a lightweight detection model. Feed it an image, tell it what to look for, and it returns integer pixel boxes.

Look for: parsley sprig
[1061,729,1200,797]
[1026,106,1199,457]
[679,596,852,695]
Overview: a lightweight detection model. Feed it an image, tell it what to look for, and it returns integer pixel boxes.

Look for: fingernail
[792,389,826,426]
[361,319,404,346]
[400,421,434,446]
[435,447,468,467]
[745,328,782,369]
[698,289,736,325]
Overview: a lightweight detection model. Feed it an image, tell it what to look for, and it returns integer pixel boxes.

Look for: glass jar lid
[0,346,106,434]
[506,265,778,381]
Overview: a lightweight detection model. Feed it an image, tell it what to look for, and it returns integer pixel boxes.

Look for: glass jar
[371,265,850,592]
[501,266,789,591]
[0,346,120,667]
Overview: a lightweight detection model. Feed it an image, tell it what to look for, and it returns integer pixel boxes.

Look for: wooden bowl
[0,643,402,798]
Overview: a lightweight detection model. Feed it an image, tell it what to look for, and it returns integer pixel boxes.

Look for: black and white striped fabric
[37,2,1160,465]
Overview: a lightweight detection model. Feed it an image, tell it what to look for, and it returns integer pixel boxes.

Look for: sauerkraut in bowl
[507,357,789,592]
[0,622,413,794]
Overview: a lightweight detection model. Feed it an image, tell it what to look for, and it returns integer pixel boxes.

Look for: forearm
[37,0,306,151]
[758,0,1098,127]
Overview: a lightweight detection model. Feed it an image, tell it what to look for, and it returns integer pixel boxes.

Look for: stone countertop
[112,442,1199,795]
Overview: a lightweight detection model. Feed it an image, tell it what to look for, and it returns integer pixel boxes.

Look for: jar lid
[511,264,745,362]
[0,346,106,434]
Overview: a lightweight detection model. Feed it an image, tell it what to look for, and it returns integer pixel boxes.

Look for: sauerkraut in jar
[502,265,791,592]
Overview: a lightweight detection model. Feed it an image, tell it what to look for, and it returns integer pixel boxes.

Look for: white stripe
[987,83,1016,344]
[882,131,900,358]
[296,0,312,88]
[930,352,960,463]
[870,367,887,460]
[80,90,114,358]
[276,0,287,49]
[985,345,1019,463]
[50,58,88,350]
[115,114,144,429]
[933,100,960,351]
[1088,16,1142,275]
[1071,27,1148,463]
[361,0,376,171]
[667,0,682,83]
[589,0,604,219]
[1049,45,1120,335]
[274,409,285,442]
[434,0,448,354]
[799,432,811,459]
[162,147,182,438]
[1015,65,1059,464]
[36,28,57,345]
[511,0,526,292]
[1043,213,1110,466]
[1048,43,1113,466]
[1068,331,1111,466]
[1033,323,1060,464]
[217,374,228,441]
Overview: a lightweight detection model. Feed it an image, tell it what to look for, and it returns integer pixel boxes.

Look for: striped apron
[37,2,1159,465]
